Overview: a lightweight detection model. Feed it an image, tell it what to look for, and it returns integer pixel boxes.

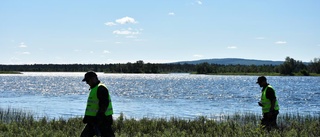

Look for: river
[0,72,319,119]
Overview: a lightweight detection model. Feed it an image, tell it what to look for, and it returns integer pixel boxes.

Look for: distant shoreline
[206,72,320,76]
[0,71,22,74]
[1,71,319,76]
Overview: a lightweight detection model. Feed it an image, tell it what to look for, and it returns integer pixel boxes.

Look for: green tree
[133,60,144,73]
[196,62,213,74]
[309,57,320,74]
[279,57,296,75]
[279,57,307,75]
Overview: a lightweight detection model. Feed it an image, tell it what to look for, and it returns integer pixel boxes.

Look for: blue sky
[1,0,319,64]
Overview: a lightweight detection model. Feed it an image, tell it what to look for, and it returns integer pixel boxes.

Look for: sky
[1,0,320,64]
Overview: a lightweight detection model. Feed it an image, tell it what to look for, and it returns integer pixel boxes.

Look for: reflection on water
[1,72,319,119]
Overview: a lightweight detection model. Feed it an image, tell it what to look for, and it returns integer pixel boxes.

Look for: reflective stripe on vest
[260,85,280,113]
[85,83,113,116]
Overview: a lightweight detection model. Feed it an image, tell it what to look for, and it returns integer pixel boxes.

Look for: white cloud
[103,50,110,54]
[192,0,202,5]
[116,16,137,24]
[21,52,30,55]
[193,54,203,58]
[134,39,147,42]
[15,51,30,55]
[105,22,117,26]
[168,12,175,16]
[126,35,137,39]
[113,30,131,35]
[19,42,27,48]
[275,41,287,44]
[113,29,140,35]
[227,46,237,49]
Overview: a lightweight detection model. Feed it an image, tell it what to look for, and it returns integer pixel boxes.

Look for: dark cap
[256,76,267,83]
[82,71,97,82]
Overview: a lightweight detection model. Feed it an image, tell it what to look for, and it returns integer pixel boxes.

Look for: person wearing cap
[256,76,280,130]
[80,71,115,137]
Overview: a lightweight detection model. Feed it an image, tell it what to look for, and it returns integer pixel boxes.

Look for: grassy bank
[0,108,319,137]
[0,71,22,74]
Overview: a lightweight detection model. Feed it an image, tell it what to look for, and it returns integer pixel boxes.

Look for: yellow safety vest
[85,83,113,116]
[261,85,279,113]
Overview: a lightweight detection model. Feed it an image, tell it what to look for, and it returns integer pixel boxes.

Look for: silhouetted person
[80,71,115,137]
[256,76,280,130]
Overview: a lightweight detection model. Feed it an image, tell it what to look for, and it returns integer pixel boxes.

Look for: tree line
[1,57,319,75]
[197,57,320,75]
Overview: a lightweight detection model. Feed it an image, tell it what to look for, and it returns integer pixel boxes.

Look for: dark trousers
[80,123,115,137]
[261,110,279,130]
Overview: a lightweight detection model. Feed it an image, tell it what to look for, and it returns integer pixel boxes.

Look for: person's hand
[258,102,263,107]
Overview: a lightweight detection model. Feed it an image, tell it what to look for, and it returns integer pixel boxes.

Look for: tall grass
[0,108,319,137]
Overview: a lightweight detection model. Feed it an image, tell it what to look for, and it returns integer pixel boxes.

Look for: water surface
[1,72,319,119]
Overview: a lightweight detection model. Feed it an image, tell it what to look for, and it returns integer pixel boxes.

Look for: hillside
[173,58,284,65]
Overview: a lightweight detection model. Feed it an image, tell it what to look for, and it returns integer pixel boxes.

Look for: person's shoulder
[266,85,275,92]
[98,84,108,92]
[98,85,107,89]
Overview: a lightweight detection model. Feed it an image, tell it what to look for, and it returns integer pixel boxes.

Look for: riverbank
[0,108,319,137]
[2,71,319,76]
[204,72,320,76]
[0,71,22,74]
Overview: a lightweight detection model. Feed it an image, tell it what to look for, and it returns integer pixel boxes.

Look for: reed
[0,108,319,137]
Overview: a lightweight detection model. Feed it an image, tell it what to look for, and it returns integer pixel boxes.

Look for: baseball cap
[256,76,267,83]
[82,71,97,82]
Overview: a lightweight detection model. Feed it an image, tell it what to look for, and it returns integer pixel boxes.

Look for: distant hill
[172,58,284,65]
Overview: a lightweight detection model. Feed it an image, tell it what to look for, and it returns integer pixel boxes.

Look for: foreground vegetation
[0,108,319,137]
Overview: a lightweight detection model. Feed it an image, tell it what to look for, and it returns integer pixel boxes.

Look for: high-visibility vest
[85,83,113,116]
[261,85,280,113]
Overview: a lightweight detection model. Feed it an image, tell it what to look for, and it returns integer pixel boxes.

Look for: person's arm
[266,88,276,112]
[270,99,276,112]
[97,86,109,117]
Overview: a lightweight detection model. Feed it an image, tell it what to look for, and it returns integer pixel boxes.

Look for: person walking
[80,71,115,137]
[256,76,280,130]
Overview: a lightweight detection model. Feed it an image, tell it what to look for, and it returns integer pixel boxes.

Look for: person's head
[256,76,267,87]
[82,71,98,86]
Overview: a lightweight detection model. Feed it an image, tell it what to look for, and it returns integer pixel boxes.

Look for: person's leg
[99,124,115,137]
[80,124,96,137]
[261,113,268,127]
[270,111,279,129]
[97,115,115,137]
[99,116,115,137]
[261,113,273,130]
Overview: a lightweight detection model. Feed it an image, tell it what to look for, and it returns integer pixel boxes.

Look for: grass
[0,108,319,137]
[0,71,22,74]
